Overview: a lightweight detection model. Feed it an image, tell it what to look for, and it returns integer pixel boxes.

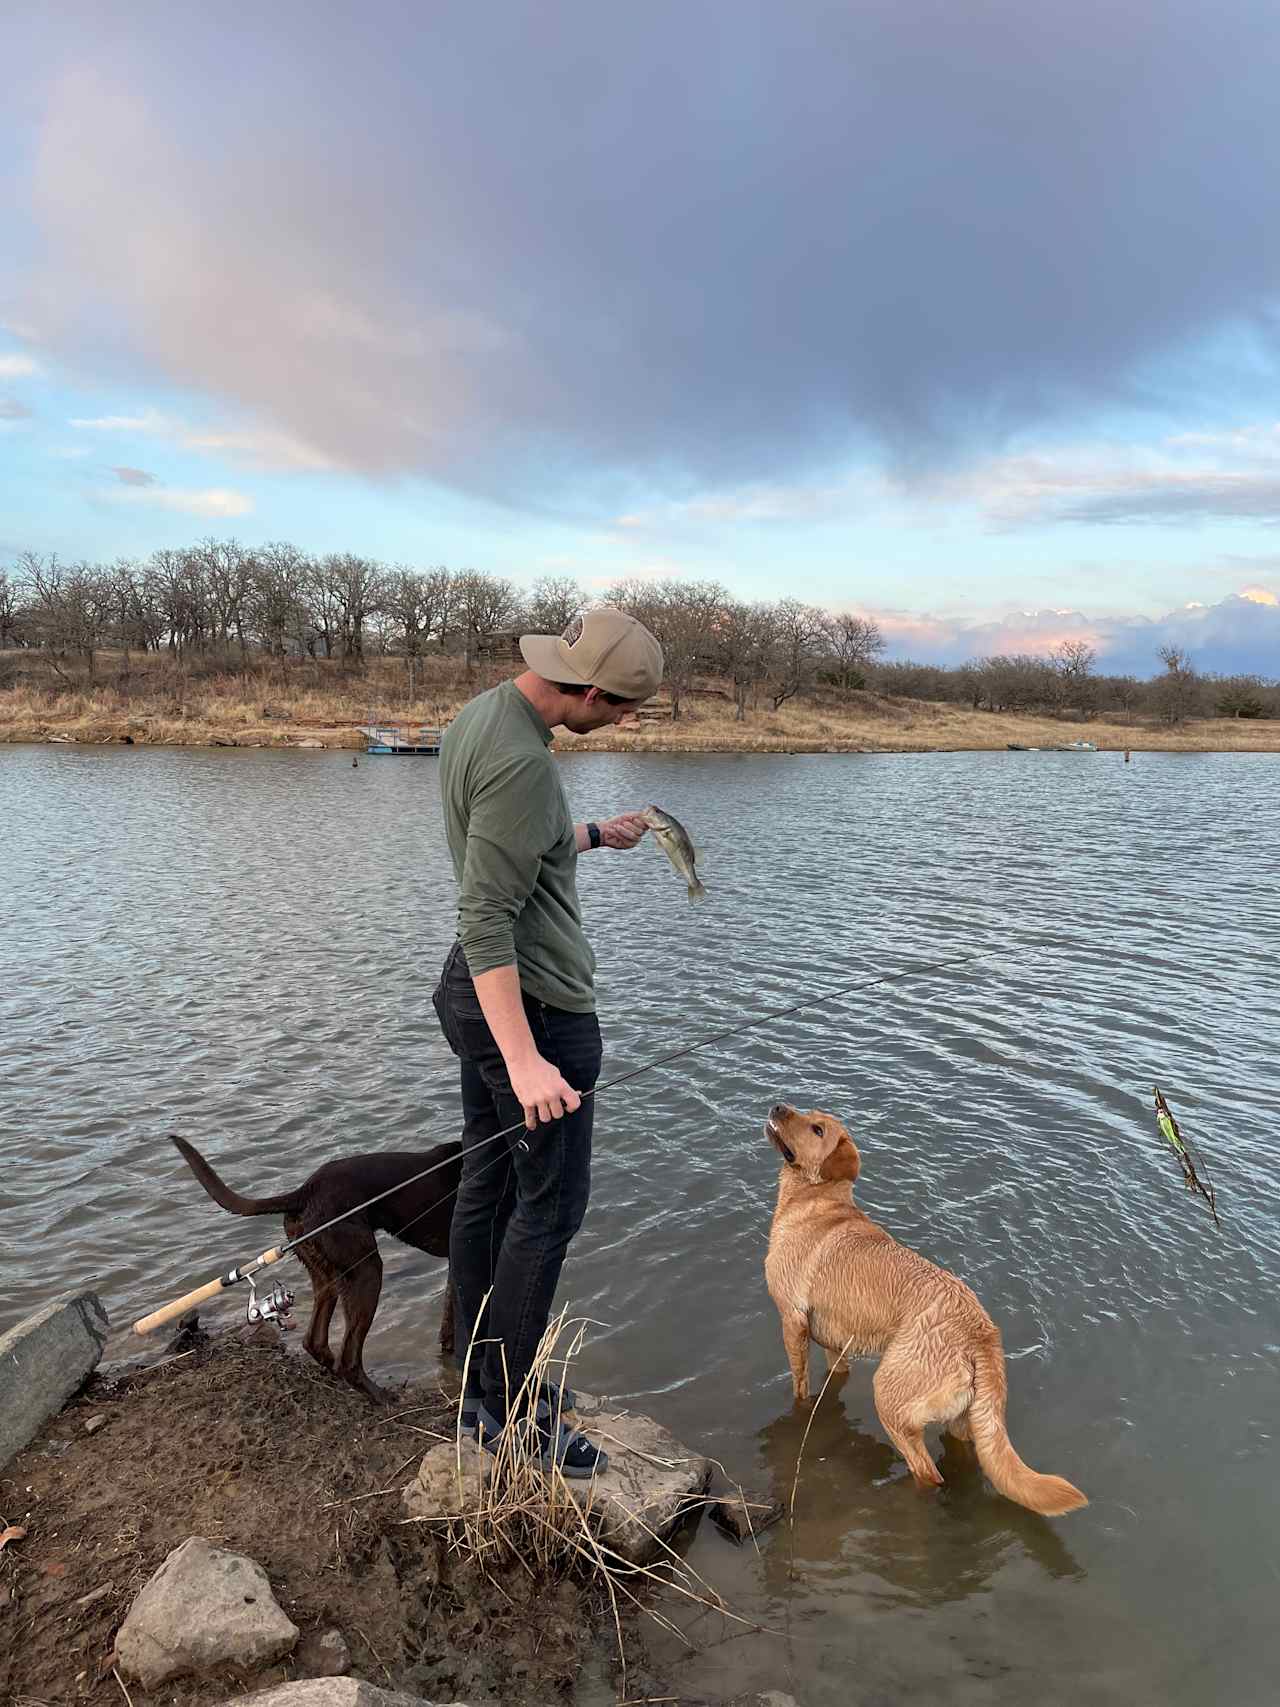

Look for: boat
[359,722,444,755]
[1006,739,1098,752]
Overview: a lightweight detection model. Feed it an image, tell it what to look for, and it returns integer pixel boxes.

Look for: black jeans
[432,941,602,1424]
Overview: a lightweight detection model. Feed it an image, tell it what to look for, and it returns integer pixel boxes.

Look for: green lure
[1153,1086,1221,1230]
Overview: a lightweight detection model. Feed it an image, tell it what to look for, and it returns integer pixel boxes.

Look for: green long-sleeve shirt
[439,679,596,1012]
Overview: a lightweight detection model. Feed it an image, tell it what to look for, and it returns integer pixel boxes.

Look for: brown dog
[172,1136,461,1401]
[763,1104,1086,1516]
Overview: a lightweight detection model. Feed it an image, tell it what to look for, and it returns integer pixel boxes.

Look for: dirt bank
[0,1330,649,1706]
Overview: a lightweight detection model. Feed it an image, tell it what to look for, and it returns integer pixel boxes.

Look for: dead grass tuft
[421,1311,757,1696]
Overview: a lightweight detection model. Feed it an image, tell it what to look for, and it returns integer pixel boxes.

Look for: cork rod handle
[131,1248,284,1336]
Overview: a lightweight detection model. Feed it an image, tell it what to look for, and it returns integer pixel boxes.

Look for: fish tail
[687,878,707,902]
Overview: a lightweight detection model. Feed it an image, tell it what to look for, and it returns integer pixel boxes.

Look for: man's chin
[562,712,615,736]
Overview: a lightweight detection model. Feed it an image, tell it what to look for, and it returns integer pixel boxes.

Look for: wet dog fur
[763,1104,1086,1516]
[172,1135,461,1401]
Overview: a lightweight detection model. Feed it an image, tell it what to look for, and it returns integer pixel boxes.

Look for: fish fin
[687,879,707,902]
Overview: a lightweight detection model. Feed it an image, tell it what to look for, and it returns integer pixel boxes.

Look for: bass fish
[640,805,706,902]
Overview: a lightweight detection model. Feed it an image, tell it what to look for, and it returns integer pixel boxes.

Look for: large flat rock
[0,1290,108,1468]
[116,1535,299,1687]
[403,1403,710,1567]
[221,1685,468,1706]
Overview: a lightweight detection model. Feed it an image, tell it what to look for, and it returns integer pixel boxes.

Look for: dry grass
[420,1311,754,1697]
[2,648,1277,751]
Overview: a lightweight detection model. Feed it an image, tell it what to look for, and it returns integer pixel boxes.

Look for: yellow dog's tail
[968,1338,1087,1517]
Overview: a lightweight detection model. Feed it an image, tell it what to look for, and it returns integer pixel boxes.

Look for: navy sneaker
[474,1401,608,1479]
[459,1379,576,1439]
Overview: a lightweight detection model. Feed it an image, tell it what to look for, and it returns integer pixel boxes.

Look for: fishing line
[134,948,983,1333]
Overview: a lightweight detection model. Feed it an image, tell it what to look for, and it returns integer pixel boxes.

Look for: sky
[3,0,1280,676]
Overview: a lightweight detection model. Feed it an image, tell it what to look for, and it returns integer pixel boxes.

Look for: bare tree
[248,542,312,658]
[321,553,384,664]
[0,569,25,647]
[22,553,110,680]
[187,538,253,658]
[821,610,885,692]
[144,548,204,656]
[452,569,523,673]
[714,598,776,721]
[1049,638,1098,716]
[103,558,147,673]
[304,557,343,660]
[525,574,587,634]
[383,565,454,694]
[1100,673,1142,722]
[1153,644,1202,725]
[766,598,827,710]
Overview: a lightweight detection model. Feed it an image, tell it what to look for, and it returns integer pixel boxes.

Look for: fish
[640,805,706,902]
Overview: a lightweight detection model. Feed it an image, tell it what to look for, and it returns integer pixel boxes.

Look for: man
[432,605,664,1476]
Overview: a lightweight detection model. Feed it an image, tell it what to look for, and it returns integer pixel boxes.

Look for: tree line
[1,542,1274,723]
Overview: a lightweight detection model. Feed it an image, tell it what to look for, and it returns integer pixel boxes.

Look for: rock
[402,1408,710,1568]
[296,738,326,749]
[219,1684,460,1706]
[573,1409,711,1565]
[296,1627,351,1678]
[0,1291,109,1470]
[402,1437,487,1523]
[84,1414,107,1435]
[710,1491,786,1544]
[115,1536,298,1687]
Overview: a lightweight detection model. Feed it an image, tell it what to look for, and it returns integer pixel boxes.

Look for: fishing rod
[132,948,984,1336]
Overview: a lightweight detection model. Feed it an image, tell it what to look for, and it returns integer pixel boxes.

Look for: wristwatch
[586,821,602,850]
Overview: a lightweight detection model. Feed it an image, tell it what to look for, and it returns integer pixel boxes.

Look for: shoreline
[3,722,1278,755]
[2,665,1277,754]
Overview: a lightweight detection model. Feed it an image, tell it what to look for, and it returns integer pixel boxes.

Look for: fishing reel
[245,1273,295,1329]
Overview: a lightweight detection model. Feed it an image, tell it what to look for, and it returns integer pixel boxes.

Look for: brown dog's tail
[967,1338,1088,1517]
[170,1135,299,1218]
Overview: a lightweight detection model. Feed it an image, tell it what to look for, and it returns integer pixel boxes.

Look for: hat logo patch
[562,613,584,647]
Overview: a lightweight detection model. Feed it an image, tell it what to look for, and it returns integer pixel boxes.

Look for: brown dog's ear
[819,1135,860,1183]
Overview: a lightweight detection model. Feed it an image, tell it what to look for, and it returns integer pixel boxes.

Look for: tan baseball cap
[519,606,664,701]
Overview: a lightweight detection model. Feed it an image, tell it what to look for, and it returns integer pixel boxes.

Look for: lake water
[3,743,1278,1705]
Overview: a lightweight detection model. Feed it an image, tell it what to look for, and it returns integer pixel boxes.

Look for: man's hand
[598,812,649,850]
[508,1053,583,1129]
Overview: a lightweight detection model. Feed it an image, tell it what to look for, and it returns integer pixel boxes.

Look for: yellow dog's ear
[820,1135,860,1183]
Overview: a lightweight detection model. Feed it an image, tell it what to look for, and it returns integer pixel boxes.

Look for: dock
[359,722,444,755]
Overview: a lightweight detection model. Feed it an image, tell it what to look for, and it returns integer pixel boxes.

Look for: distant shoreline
[3,653,1278,755]
[3,721,1278,755]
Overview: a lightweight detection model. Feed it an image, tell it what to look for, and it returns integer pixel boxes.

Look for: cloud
[0,354,39,378]
[13,2,1280,502]
[872,589,1280,676]
[0,397,34,420]
[952,429,1280,528]
[69,406,332,471]
[97,484,254,518]
[110,464,155,485]
[177,427,336,473]
[69,409,167,431]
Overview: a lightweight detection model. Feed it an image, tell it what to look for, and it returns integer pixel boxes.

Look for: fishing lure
[1153,1085,1221,1230]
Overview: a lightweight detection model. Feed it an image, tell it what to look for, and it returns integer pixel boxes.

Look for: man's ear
[819,1135,860,1183]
